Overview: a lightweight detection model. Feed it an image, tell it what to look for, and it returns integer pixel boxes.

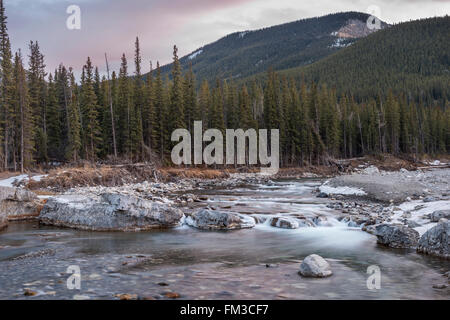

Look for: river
[0,179,448,299]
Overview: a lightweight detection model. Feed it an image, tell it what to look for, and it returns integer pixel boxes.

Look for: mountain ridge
[156,11,388,83]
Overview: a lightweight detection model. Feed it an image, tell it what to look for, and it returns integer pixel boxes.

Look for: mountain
[276,15,450,102]
[158,11,388,83]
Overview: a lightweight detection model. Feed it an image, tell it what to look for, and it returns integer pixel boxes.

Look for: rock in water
[299,254,333,278]
[375,224,420,248]
[0,186,40,220]
[185,209,255,230]
[0,208,7,230]
[417,221,449,259]
[39,193,184,231]
[270,217,300,229]
[430,210,450,223]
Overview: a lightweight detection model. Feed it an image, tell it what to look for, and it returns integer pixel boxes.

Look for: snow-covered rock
[186,209,255,230]
[299,254,333,278]
[39,193,184,231]
[270,217,300,229]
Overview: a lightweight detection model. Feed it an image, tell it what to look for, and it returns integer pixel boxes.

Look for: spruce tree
[80,57,102,160]
[0,0,14,170]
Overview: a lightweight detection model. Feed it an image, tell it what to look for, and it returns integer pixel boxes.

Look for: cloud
[4,0,450,79]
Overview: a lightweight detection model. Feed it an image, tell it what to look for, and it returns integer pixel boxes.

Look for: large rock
[185,209,255,230]
[39,193,184,231]
[375,224,420,248]
[417,221,449,259]
[0,186,40,220]
[298,254,333,278]
[430,210,450,223]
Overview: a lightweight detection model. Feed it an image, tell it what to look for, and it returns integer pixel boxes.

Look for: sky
[4,0,450,78]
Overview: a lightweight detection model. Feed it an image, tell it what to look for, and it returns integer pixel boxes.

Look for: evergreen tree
[13,51,33,171]
[168,45,185,136]
[80,57,102,160]
[0,0,14,170]
[65,68,81,162]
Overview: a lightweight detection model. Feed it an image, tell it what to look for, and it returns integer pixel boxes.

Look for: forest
[0,2,449,172]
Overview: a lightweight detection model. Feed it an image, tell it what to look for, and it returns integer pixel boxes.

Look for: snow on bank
[319,182,367,196]
[0,174,29,187]
[0,174,48,188]
[392,199,450,236]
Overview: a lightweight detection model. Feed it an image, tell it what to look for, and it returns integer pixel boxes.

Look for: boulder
[430,210,450,223]
[298,254,333,278]
[375,224,420,248]
[417,221,449,259]
[0,186,40,220]
[270,217,299,229]
[185,209,255,230]
[39,193,184,231]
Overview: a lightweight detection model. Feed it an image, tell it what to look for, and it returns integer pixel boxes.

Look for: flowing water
[0,179,448,300]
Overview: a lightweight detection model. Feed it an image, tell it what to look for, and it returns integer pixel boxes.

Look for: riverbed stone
[430,210,450,223]
[185,209,255,230]
[0,186,40,220]
[375,224,420,248]
[270,217,299,229]
[298,254,333,278]
[39,193,184,231]
[417,221,449,259]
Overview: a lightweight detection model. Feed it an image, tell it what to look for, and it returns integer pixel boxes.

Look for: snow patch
[0,174,48,187]
[188,49,203,60]
[329,38,352,48]
[390,199,450,236]
[319,183,367,196]
[0,174,29,187]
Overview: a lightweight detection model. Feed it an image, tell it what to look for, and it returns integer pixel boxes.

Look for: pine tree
[183,63,197,131]
[80,57,102,160]
[65,69,81,162]
[131,37,144,159]
[13,51,33,171]
[153,62,167,161]
[28,40,47,164]
[0,0,14,170]
[168,45,185,135]
[117,53,132,156]
[46,72,62,160]
[143,62,156,154]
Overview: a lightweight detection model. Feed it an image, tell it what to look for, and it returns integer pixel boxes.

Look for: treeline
[0,2,448,172]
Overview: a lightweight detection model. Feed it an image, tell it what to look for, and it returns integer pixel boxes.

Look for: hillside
[158,11,388,83]
[275,16,450,102]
